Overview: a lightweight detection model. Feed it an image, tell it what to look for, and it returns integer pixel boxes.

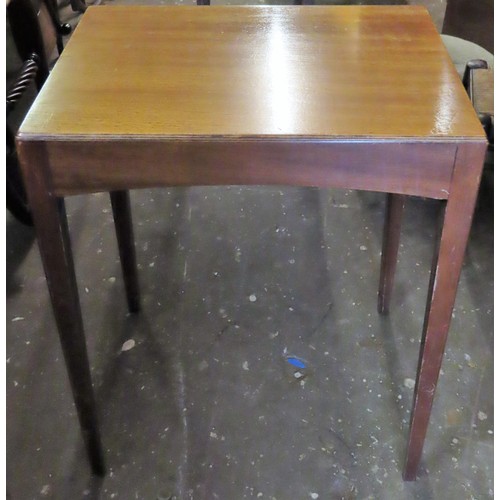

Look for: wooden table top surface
[19,5,485,141]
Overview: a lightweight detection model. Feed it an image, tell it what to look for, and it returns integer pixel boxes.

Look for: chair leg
[110,190,141,313]
[17,142,105,476]
[378,194,405,314]
[403,143,486,480]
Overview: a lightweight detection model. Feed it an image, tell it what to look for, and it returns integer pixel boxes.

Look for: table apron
[40,140,457,199]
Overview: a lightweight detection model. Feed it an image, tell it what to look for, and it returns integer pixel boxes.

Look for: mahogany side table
[16,5,486,481]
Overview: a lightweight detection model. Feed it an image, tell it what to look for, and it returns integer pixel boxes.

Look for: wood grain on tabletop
[18,5,484,140]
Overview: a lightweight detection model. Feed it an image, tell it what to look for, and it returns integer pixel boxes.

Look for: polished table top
[19,5,484,141]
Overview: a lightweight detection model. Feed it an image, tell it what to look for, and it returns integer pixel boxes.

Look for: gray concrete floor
[6,1,493,499]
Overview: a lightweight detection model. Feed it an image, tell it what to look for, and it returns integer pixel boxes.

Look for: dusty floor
[6,1,493,499]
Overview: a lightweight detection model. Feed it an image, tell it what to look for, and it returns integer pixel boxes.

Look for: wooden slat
[470,68,494,117]
[42,139,456,199]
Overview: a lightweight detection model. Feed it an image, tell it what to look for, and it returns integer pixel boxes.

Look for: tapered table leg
[403,143,486,480]
[17,143,105,476]
[110,190,140,313]
[378,194,405,314]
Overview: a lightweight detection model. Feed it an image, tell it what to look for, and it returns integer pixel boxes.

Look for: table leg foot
[45,200,107,475]
[403,143,486,481]
[110,190,141,313]
[378,193,404,314]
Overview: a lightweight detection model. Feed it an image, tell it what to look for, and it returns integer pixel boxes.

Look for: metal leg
[17,142,105,476]
[403,143,486,480]
[110,190,140,313]
[378,194,405,314]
